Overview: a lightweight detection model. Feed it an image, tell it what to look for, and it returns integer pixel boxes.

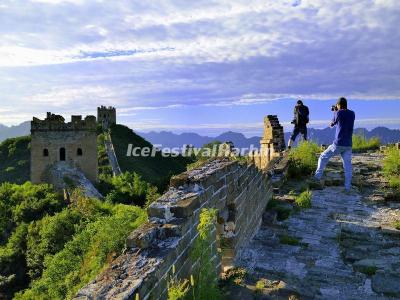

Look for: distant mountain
[0,121,30,142]
[141,127,400,149]
[139,131,261,149]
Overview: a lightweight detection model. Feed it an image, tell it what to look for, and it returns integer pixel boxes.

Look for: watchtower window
[60,148,66,161]
[43,149,49,157]
[77,148,83,156]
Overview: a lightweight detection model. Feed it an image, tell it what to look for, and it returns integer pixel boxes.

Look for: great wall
[28,109,400,299]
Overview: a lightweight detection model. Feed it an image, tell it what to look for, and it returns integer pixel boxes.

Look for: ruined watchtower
[30,112,98,184]
[97,106,116,129]
[260,115,286,169]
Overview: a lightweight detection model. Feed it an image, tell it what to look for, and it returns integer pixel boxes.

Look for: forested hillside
[0,136,30,184]
[110,124,192,190]
[0,124,193,299]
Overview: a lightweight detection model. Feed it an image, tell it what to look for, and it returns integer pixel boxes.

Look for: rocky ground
[225,152,400,299]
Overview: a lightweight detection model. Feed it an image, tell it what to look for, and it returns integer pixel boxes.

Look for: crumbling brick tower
[260,115,286,169]
[30,112,98,184]
[97,106,116,129]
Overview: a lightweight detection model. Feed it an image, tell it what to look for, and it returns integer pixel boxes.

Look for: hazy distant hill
[141,127,400,149]
[0,121,30,142]
[139,131,261,149]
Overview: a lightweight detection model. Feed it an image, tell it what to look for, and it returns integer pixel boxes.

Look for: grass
[352,134,380,152]
[358,266,378,276]
[295,190,312,209]
[288,141,320,179]
[266,198,292,221]
[394,220,400,230]
[255,279,265,293]
[279,234,300,246]
[382,146,400,199]
[275,206,292,221]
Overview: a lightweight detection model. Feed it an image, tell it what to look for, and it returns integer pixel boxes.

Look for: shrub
[279,234,300,246]
[167,265,190,300]
[255,279,265,293]
[383,147,400,178]
[189,208,221,300]
[383,147,400,194]
[358,266,377,276]
[15,204,146,299]
[394,220,400,230]
[295,190,312,209]
[26,209,83,280]
[5,166,15,172]
[352,135,380,152]
[288,141,320,178]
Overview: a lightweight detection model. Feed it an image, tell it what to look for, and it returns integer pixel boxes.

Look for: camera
[331,105,338,112]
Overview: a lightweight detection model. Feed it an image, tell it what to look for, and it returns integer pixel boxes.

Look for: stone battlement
[31,112,97,132]
[97,106,116,129]
[98,105,116,111]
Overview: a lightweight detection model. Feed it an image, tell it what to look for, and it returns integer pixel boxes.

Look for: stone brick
[170,173,189,188]
[170,195,200,218]
[126,223,161,249]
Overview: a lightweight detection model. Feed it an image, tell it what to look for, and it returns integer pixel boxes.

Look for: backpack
[296,105,309,125]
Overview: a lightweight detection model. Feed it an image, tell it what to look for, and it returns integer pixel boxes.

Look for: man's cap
[297,99,303,105]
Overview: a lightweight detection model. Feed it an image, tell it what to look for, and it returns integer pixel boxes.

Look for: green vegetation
[15,191,146,299]
[295,190,312,209]
[186,141,222,171]
[266,198,292,221]
[0,136,30,184]
[279,234,300,246]
[394,220,400,230]
[167,265,190,300]
[357,266,377,276]
[97,171,160,207]
[382,146,400,200]
[352,135,380,152]
[255,279,265,293]
[189,208,221,300]
[167,208,222,300]
[0,182,64,297]
[288,141,320,179]
[110,124,192,191]
[383,147,400,186]
[0,182,146,299]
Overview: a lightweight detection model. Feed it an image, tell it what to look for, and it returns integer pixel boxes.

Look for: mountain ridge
[140,127,400,149]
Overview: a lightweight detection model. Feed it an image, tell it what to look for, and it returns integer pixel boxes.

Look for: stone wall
[31,112,98,184]
[76,156,287,300]
[249,115,286,169]
[97,106,116,129]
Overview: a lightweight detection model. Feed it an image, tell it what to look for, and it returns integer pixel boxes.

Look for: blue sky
[0,0,399,136]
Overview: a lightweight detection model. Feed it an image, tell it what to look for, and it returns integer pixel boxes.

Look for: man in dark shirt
[288,100,309,149]
[314,97,355,191]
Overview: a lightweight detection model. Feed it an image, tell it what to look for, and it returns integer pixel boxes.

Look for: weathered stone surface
[170,195,200,218]
[372,272,400,296]
[237,153,400,299]
[126,223,161,249]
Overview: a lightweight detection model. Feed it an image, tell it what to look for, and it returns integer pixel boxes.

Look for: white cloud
[0,0,399,130]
